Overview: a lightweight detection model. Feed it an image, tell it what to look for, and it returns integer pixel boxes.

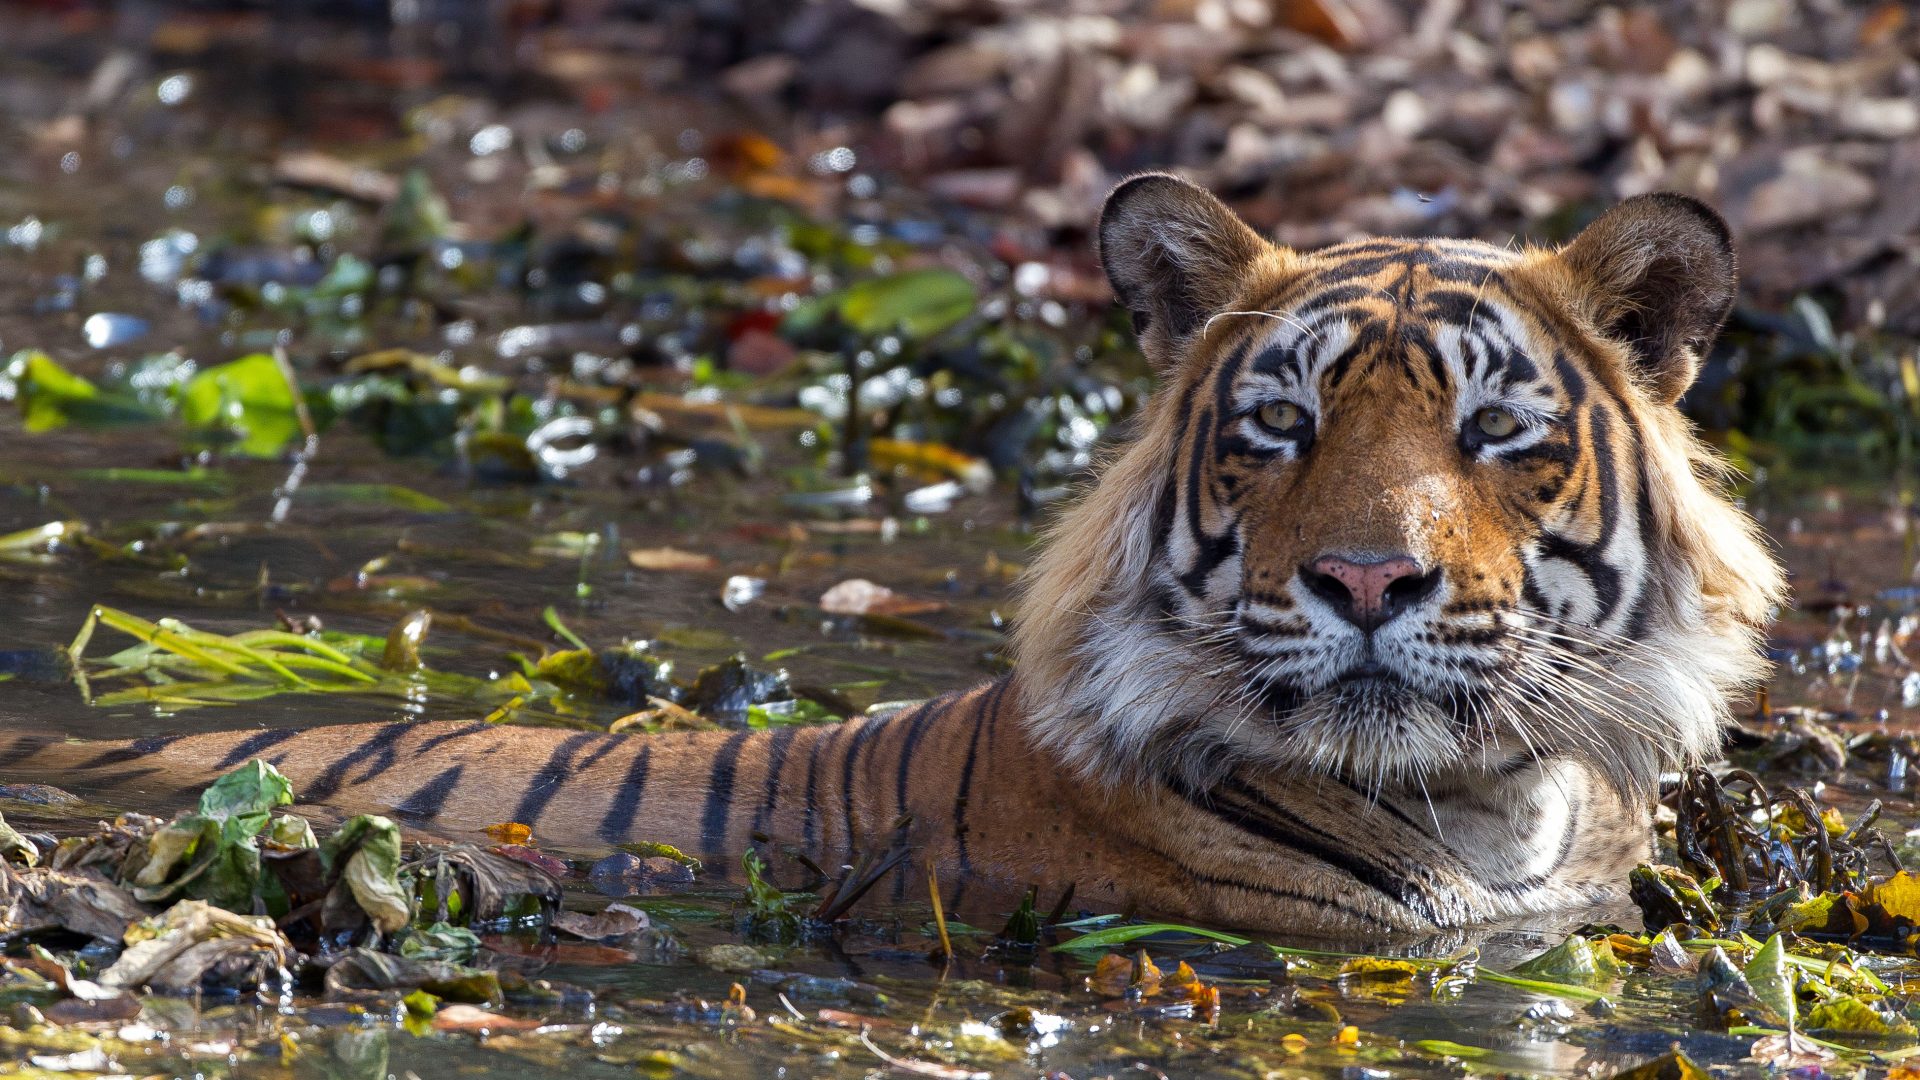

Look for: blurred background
[2,0,1916,469]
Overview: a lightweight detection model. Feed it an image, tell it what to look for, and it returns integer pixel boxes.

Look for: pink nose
[1302,555,1438,629]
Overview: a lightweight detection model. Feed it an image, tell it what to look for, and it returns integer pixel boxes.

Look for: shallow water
[4,7,1920,1078]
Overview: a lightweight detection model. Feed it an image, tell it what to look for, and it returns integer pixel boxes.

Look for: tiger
[2,174,1784,935]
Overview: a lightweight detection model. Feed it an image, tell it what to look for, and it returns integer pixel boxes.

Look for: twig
[927,860,952,964]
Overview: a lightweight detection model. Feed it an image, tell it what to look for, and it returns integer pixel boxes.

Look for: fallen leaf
[819,579,947,617]
[98,900,292,992]
[483,823,533,845]
[432,1003,542,1033]
[553,903,649,941]
[1748,1031,1835,1069]
[628,547,720,572]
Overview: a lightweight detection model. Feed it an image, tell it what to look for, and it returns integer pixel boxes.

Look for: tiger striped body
[5,678,1643,932]
[6,177,1786,935]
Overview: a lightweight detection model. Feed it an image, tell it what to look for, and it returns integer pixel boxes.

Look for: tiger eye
[1474,406,1520,440]
[1256,401,1305,434]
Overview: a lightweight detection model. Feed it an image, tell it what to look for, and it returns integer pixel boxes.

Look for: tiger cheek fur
[12,176,1787,938]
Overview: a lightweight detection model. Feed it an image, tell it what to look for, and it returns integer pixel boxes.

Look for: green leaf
[129,760,295,909]
[296,483,452,512]
[1744,933,1797,1032]
[615,841,702,874]
[380,170,454,254]
[1512,934,1623,986]
[1415,1040,1493,1060]
[13,350,158,431]
[178,353,301,457]
[17,351,96,431]
[398,922,483,964]
[267,814,317,849]
[1053,922,1252,952]
[199,759,295,842]
[836,268,977,338]
[1805,995,1893,1035]
[322,815,412,935]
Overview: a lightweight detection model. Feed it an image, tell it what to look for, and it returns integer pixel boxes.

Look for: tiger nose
[1300,555,1441,630]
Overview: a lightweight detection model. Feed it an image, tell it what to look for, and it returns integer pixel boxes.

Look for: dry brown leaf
[432,1003,542,1033]
[628,547,720,572]
[553,902,650,941]
[819,579,947,617]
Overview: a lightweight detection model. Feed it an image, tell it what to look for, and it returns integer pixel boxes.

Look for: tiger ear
[1098,173,1271,360]
[1555,193,1737,404]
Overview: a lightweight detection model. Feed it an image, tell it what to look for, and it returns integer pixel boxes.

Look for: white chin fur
[1020,596,1756,800]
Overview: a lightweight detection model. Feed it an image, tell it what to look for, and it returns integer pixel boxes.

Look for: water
[3,7,1920,1078]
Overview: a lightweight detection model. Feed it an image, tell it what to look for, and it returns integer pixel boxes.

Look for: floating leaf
[12,350,157,431]
[823,268,977,338]
[1743,934,1797,1032]
[321,815,410,934]
[628,546,720,572]
[1416,1040,1492,1060]
[1514,934,1624,986]
[553,903,649,941]
[1805,994,1914,1036]
[819,578,947,617]
[398,922,483,964]
[1338,956,1418,982]
[324,947,500,1004]
[178,353,301,457]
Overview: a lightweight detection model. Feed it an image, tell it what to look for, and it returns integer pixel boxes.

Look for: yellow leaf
[484,822,532,845]
[1869,871,1920,920]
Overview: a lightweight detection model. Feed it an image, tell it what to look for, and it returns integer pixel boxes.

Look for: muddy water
[2,7,1919,1079]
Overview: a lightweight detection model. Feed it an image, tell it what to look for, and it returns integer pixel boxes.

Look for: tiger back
[2,175,1785,935]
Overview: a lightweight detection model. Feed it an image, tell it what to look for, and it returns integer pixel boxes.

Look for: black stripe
[416,722,492,754]
[700,731,753,848]
[78,734,186,770]
[952,680,1009,876]
[215,728,304,770]
[575,737,623,773]
[394,765,464,819]
[511,732,601,827]
[1135,837,1399,931]
[597,744,653,843]
[303,723,415,802]
[802,722,837,849]
[1330,776,1432,837]
[1172,773,1438,921]
[892,693,956,819]
[751,726,802,834]
[0,735,56,769]
[838,719,882,852]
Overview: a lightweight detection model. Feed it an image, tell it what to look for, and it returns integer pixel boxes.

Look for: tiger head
[1015,174,1786,800]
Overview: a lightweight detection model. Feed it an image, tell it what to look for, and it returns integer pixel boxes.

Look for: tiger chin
[7,175,1784,936]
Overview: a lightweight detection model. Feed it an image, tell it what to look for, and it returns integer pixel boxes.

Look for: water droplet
[156,73,193,105]
[82,312,149,348]
[721,576,766,612]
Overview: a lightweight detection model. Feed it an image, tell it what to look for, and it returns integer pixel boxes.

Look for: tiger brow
[1464,237,1516,337]
[1202,308,1324,344]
